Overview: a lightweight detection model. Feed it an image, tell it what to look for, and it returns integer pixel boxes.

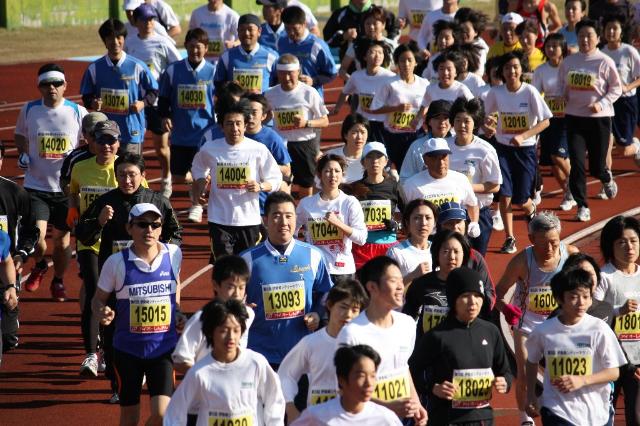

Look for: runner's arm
[494,252,525,312]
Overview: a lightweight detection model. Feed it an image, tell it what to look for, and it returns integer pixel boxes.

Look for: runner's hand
[413,404,428,426]
[552,375,586,393]
[162,118,173,133]
[501,303,523,326]
[433,381,456,400]
[66,207,79,229]
[384,398,420,418]
[621,299,638,315]
[175,311,187,333]
[18,152,30,170]
[525,396,540,418]
[130,100,145,113]
[98,205,114,226]
[3,286,18,310]
[99,306,115,325]
[493,376,508,393]
[303,312,320,331]
[92,98,103,111]
[467,221,481,238]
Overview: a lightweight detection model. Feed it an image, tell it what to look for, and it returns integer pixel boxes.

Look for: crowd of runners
[2,0,640,424]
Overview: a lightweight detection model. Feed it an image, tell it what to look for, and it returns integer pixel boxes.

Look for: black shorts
[113,348,174,406]
[539,117,568,166]
[144,105,165,136]
[117,142,143,156]
[170,145,199,176]
[25,188,69,231]
[288,137,319,188]
[612,95,638,146]
[208,222,261,263]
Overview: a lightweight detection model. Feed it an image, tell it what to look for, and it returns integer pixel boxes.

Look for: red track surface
[0,59,638,425]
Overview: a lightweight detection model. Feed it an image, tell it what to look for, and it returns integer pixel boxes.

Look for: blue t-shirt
[0,230,10,261]
[80,53,158,143]
[558,26,577,50]
[259,22,285,52]
[214,44,279,94]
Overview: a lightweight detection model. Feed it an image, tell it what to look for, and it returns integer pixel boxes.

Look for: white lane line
[180,264,212,290]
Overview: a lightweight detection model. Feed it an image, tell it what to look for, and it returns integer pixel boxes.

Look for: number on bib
[410,10,425,28]
[274,108,303,131]
[452,368,494,409]
[233,69,263,93]
[361,200,391,231]
[112,240,132,254]
[309,390,336,405]
[545,96,565,117]
[374,371,411,402]
[177,84,207,109]
[309,220,343,245]
[208,412,253,426]
[422,305,449,332]
[500,112,529,134]
[527,286,558,316]
[615,312,640,341]
[568,71,595,91]
[101,88,129,115]
[38,132,70,159]
[359,94,373,110]
[216,165,249,189]
[389,110,417,132]
[207,40,223,57]
[262,281,305,320]
[79,186,112,213]
[129,297,171,333]
[547,351,592,380]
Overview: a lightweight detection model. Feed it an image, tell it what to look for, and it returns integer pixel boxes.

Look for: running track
[0,59,638,425]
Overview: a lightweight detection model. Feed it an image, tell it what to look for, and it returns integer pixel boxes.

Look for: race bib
[500,112,529,134]
[177,84,207,109]
[79,186,112,213]
[361,200,391,231]
[129,296,171,333]
[567,71,595,91]
[545,96,565,117]
[422,305,449,333]
[216,164,249,189]
[207,39,223,57]
[233,68,263,93]
[112,239,132,254]
[374,369,411,402]
[309,389,337,405]
[615,312,640,341]
[359,93,374,110]
[262,281,305,320]
[527,286,557,316]
[389,110,417,132]
[425,194,458,207]
[101,88,129,115]
[274,108,304,131]
[452,368,494,409]
[38,132,70,159]
[208,412,253,426]
[547,349,593,380]
[410,9,425,28]
[0,215,7,233]
[308,219,343,245]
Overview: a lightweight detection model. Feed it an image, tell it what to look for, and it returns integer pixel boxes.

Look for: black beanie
[445,266,485,307]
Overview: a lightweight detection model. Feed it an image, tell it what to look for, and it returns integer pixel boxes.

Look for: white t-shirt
[296,191,367,275]
[526,314,626,426]
[163,350,286,426]
[421,51,440,82]
[125,33,182,80]
[342,68,396,123]
[344,38,397,71]
[15,99,87,192]
[189,3,239,63]
[386,239,432,278]
[125,0,180,45]
[191,137,283,226]
[421,80,473,107]
[417,9,456,51]
[398,0,443,41]
[278,327,339,406]
[532,61,565,118]
[484,82,552,147]
[370,75,429,134]
[447,136,502,208]
[265,82,329,142]
[473,38,490,77]
[401,169,477,208]
[601,43,640,97]
[460,72,487,98]
[324,146,365,184]
[291,397,402,426]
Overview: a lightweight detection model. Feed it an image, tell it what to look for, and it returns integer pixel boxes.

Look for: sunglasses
[38,81,65,88]
[96,136,118,146]
[132,221,162,229]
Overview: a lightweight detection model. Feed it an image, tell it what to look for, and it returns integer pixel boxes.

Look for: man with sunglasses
[15,63,87,302]
[69,120,122,378]
[92,202,182,424]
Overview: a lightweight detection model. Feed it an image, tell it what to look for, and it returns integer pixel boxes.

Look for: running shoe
[559,191,577,211]
[109,393,120,404]
[50,278,67,302]
[500,236,517,254]
[97,349,106,372]
[492,210,504,231]
[187,205,203,223]
[160,177,172,199]
[596,187,608,200]
[634,138,640,167]
[603,178,618,199]
[24,262,48,292]
[576,206,591,222]
[79,353,98,377]
[532,189,542,206]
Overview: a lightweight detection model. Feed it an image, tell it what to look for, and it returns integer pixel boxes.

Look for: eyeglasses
[132,221,162,229]
[117,172,140,180]
[38,81,65,88]
[96,136,118,145]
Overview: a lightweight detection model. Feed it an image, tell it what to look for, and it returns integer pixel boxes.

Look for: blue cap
[437,201,467,224]
[133,3,157,21]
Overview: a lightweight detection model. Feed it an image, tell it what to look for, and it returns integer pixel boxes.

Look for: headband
[276,63,300,71]
[38,71,66,84]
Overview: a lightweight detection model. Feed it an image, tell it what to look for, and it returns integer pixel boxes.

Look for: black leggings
[78,250,99,354]
[617,367,640,426]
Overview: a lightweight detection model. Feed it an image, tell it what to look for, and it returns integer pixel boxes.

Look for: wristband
[3,284,16,291]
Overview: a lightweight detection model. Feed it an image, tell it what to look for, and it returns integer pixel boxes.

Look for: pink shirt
[559,49,622,117]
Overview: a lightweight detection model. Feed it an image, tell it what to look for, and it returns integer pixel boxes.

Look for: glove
[467,221,481,238]
[502,303,523,326]
[66,207,79,229]
[18,152,30,170]
[384,218,399,233]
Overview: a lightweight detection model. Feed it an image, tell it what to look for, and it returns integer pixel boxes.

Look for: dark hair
[38,63,64,76]
[355,39,392,69]
[484,55,501,79]
[402,199,439,235]
[334,344,381,382]
[212,255,250,285]
[201,299,250,348]
[497,50,529,82]
[541,32,568,59]
[515,20,539,37]
[450,97,485,132]
[98,18,127,41]
[600,215,640,264]
[216,98,252,125]
[550,268,593,302]
[430,230,471,269]
[564,0,586,11]
[455,7,489,36]
[575,18,600,36]
[326,280,369,311]
[264,191,296,216]
[433,19,462,44]
[457,43,482,73]
[393,43,420,65]
[561,252,601,286]
[184,27,209,45]
[341,113,370,142]
[601,13,629,42]
[316,153,348,177]
[282,5,306,25]
[362,5,387,24]
[432,49,465,74]
[242,92,270,113]
[357,256,400,294]
[115,152,145,173]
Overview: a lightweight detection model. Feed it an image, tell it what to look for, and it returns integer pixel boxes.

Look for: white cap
[502,12,524,26]
[128,203,162,222]
[421,138,451,157]
[361,142,388,159]
[124,0,144,11]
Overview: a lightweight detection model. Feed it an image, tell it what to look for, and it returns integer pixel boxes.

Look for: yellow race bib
[38,132,70,159]
[545,96,565,118]
[207,39,223,57]
[547,349,593,380]
[567,71,595,91]
[425,194,459,207]
[410,9,425,28]
[389,110,417,132]
[216,164,249,189]
[0,215,7,233]
[359,93,374,110]
[112,239,132,254]
[361,200,391,231]
[309,389,337,405]
[177,84,207,109]
[262,281,305,320]
[527,286,557,316]
[309,219,343,245]
[615,312,640,341]
[422,305,449,333]
[101,88,129,115]
[500,112,529,134]
[274,108,304,131]
[208,412,253,426]
[129,297,171,333]
[233,69,263,93]
[79,186,112,213]
[452,368,494,409]
[374,369,411,402]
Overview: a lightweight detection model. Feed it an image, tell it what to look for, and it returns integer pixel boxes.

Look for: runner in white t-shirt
[420,21,461,82]
[188,0,239,66]
[456,43,487,96]
[398,0,443,42]
[454,7,490,77]
[324,114,368,184]
[123,0,181,42]
[416,0,458,52]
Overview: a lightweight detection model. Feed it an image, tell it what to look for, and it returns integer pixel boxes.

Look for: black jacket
[75,186,182,269]
[323,4,399,51]
[0,177,39,258]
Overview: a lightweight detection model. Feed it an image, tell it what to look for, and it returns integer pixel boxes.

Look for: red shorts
[353,242,397,270]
